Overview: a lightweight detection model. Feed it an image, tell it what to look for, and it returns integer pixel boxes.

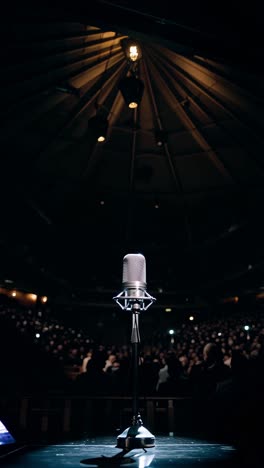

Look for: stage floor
[0,435,261,467]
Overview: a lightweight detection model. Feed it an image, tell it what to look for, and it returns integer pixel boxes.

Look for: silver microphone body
[122,253,146,304]
[114,253,156,311]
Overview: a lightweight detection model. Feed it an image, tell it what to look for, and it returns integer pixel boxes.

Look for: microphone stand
[113,298,156,450]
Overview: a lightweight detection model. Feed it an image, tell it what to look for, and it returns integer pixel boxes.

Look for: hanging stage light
[129,45,139,62]
[88,115,109,143]
[121,38,142,63]
[119,76,144,109]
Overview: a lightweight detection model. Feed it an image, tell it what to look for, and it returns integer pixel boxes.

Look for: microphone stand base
[116,425,155,450]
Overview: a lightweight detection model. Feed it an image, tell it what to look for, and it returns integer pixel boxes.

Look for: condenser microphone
[122,253,146,300]
[113,253,156,311]
[114,253,156,448]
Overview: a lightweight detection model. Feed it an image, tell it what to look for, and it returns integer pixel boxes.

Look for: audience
[0,295,263,456]
[0,297,263,402]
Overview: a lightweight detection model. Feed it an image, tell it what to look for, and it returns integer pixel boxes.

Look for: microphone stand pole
[131,307,141,427]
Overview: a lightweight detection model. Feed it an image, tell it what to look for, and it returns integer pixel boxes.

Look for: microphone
[122,253,146,300]
[113,253,156,311]
[113,254,157,449]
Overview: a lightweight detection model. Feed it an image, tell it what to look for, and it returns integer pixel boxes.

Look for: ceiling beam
[147,56,234,184]
[143,54,193,245]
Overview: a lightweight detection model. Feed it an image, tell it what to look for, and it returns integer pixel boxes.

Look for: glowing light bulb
[97,135,105,142]
[129,45,138,62]
[128,101,138,109]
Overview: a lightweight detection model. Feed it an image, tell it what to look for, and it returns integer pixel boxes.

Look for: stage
[0,434,261,467]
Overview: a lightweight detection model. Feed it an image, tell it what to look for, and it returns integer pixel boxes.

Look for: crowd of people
[1,295,263,452]
[0,294,264,446]
[0,296,263,401]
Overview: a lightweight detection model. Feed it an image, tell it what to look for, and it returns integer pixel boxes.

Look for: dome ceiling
[0,3,264,300]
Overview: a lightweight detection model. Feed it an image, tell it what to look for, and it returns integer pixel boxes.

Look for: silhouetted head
[203,343,222,366]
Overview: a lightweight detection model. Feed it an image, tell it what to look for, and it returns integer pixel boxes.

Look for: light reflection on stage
[1,434,251,467]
